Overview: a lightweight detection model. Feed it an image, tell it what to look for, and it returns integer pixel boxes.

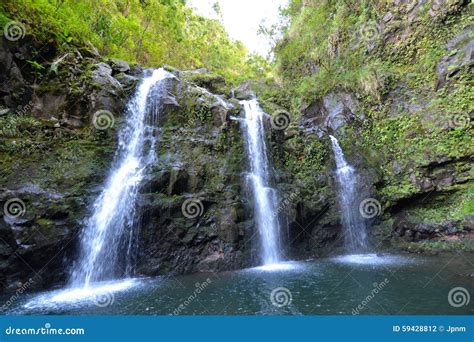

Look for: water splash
[241,99,281,265]
[329,135,368,252]
[71,68,174,287]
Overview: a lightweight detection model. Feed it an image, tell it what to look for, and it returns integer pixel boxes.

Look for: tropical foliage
[0,0,269,82]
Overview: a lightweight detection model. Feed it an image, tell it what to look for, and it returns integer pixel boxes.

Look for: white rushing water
[241,99,281,265]
[329,135,368,252]
[71,68,174,287]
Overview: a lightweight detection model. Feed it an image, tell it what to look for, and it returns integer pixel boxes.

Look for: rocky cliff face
[0,37,264,293]
[261,0,473,256]
[0,0,472,295]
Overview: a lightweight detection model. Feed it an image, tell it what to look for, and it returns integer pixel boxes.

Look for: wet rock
[196,252,225,271]
[31,92,67,120]
[0,37,26,108]
[231,81,255,100]
[299,91,361,136]
[429,0,466,19]
[114,73,139,92]
[109,59,130,73]
[91,62,123,92]
[383,12,394,23]
[435,26,474,89]
[180,68,228,94]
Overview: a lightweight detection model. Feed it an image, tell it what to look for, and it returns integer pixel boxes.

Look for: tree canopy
[0,0,270,83]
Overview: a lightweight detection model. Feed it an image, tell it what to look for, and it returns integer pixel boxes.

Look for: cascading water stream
[22,69,174,309]
[241,99,281,265]
[329,135,368,253]
[71,68,173,288]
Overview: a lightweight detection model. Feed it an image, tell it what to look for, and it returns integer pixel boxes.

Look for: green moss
[181,72,229,94]
[36,218,54,227]
[403,186,474,224]
[403,238,474,253]
[2,0,268,85]
[0,113,116,195]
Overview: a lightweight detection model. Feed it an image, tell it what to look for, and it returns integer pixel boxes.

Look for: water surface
[3,254,472,315]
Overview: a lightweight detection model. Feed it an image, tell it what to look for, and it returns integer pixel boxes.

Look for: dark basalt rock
[0,37,256,294]
[299,91,362,137]
[435,25,474,89]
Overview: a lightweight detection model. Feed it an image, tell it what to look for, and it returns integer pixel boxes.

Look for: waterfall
[241,99,281,265]
[329,135,368,253]
[71,68,173,287]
